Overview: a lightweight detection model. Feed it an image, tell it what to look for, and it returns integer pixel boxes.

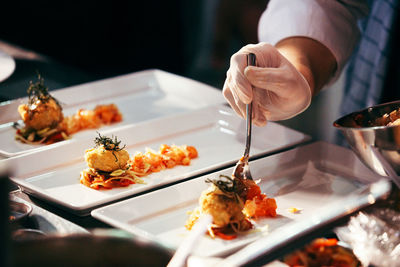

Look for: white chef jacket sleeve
[258,0,369,84]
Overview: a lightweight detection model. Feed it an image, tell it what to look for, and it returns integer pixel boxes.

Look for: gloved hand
[223,42,312,126]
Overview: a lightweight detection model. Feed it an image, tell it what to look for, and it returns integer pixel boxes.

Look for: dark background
[0,0,190,101]
[0,1,186,77]
[0,0,267,101]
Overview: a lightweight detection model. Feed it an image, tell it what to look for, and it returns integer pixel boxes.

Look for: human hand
[223,42,312,126]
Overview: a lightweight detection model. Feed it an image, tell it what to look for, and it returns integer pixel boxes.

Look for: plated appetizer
[185,175,276,240]
[16,75,66,144]
[15,75,123,145]
[80,134,140,189]
[283,238,361,267]
[81,133,198,190]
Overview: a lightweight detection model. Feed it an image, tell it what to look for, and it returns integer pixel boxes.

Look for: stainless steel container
[334,100,400,178]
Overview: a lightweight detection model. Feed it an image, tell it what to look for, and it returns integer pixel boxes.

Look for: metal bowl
[334,100,400,178]
[9,199,32,225]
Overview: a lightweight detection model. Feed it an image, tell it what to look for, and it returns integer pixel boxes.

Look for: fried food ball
[85,145,130,172]
[18,98,63,131]
[199,186,245,228]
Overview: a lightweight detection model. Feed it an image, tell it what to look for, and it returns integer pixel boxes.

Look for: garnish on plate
[15,74,123,145]
[80,133,199,190]
[288,207,302,214]
[80,133,139,189]
[16,74,66,144]
[128,144,198,177]
[26,73,61,109]
[185,174,277,240]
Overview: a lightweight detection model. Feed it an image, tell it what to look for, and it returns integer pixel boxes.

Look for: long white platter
[91,141,390,257]
[7,104,309,215]
[0,69,226,157]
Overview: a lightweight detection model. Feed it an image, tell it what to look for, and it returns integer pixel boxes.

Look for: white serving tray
[0,69,226,157]
[7,104,309,215]
[91,141,390,257]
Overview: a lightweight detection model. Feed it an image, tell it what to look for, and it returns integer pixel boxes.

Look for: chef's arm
[276,37,337,96]
[258,0,369,96]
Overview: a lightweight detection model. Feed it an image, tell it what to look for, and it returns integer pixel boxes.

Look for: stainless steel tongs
[232,53,256,181]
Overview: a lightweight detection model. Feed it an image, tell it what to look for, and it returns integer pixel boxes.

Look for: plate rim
[8,104,310,215]
[0,69,226,157]
[90,141,389,256]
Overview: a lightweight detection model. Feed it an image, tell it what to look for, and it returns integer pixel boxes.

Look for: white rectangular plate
[91,141,390,257]
[0,69,226,157]
[8,104,309,215]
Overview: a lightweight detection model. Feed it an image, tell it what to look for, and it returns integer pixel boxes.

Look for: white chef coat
[258,0,369,83]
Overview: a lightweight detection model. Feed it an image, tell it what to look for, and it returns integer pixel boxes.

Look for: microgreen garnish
[206,174,252,204]
[26,73,62,117]
[94,132,126,151]
[27,74,53,104]
[94,132,126,164]
[206,175,238,194]
[205,174,246,204]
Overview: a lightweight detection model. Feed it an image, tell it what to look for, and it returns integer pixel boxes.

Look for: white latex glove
[223,42,312,126]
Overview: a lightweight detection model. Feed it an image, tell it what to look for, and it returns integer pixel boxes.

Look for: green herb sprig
[27,73,61,109]
[94,132,127,166]
[94,132,126,151]
[27,74,50,104]
[206,174,246,203]
[206,175,238,194]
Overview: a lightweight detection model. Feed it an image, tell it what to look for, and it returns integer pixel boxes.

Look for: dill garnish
[94,132,127,165]
[206,175,238,194]
[94,132,126,151]
[28,74,50,103]
[206,174,248,203]
[27,73,61,109]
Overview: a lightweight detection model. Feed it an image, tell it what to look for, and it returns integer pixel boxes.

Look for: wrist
[275,37,337,95]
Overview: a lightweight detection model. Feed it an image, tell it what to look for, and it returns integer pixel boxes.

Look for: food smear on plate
[15,75,122,145]
[128,144,198,177]
[288,207,302,214]
[283,238,361,267]
[80,133,198,190]
[60,103,122,136]
[185,175,277,240]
